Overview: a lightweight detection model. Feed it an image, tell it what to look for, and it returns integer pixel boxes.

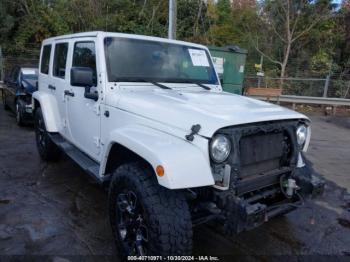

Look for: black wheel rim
[35,116,46,149]
[116,190,148,255]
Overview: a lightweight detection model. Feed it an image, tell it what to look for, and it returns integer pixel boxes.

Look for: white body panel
[32,92,61,132]
[101,123,214,189]
[112,83,309,138]
[33,31,311,189]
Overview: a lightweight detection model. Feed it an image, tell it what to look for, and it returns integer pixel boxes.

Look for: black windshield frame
[104,37,219,85]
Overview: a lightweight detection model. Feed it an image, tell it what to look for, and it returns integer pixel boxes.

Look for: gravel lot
[0,103,350,259]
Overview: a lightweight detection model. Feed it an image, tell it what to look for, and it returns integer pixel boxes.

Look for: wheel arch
[104,142,154,176]
[32,91,61,132]
[33,97,41,111]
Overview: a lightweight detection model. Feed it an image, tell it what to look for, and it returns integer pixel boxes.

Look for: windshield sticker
[239,65,245,73]
[212,57,224,74]
[188,49,210,67]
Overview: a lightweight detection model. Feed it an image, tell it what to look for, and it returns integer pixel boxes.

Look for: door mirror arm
[84,86,99,101]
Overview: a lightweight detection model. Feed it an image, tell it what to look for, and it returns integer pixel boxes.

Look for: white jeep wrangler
[32,31,324,256]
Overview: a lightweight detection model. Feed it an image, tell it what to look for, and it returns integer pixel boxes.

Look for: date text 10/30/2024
[127,256,220,261]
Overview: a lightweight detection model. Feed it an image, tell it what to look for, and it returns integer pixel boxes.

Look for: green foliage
[0,0,348,79]
[310,50,332,75]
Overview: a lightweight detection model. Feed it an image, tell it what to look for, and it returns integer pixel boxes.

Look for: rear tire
[108,162,193,257]
[34,108,61,161]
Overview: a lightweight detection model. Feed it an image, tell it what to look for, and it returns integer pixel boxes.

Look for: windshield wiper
[113,77,211,90]
[194,82,211,90]
[114,77,172,90]
[173,80,211,90]
[151,82,172,90]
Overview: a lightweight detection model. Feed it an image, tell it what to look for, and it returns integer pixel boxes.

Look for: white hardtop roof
[42,31,208,50]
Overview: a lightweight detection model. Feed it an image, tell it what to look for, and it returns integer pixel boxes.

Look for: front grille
[214,120,299,182]
[239,132,286,177]
[211,120,301,195]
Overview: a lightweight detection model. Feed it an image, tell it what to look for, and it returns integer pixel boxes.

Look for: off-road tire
[108,162,193,257]
[34,108,61,161]
[15,100,24,126]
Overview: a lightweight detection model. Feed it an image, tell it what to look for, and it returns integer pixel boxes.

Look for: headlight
[296,125,307,147]
[210,134,231,163]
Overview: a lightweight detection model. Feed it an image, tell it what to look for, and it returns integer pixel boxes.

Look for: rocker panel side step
[49,133,104,184]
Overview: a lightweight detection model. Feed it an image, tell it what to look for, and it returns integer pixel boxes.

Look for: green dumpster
[208,45,247,95]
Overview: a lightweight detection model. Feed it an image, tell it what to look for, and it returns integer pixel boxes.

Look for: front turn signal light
[156,165,165,177]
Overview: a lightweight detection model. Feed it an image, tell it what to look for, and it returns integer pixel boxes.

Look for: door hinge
[62,118,67,128]
[93,104,100,116]
[93,137,100,148]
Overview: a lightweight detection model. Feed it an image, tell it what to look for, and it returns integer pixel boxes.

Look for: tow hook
[281,177,299,198]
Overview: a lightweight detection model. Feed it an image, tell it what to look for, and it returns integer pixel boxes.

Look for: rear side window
[72,41,97,85]
[10,67,19,82]
[53,43,68,78]
[40,45,51,74]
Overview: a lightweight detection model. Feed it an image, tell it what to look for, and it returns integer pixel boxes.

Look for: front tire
[34,108,61,161]
[15,100,24,126]
[108,162,193,257]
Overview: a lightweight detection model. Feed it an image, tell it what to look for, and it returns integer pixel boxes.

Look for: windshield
[23,74,37,80]
[104,37,218,84]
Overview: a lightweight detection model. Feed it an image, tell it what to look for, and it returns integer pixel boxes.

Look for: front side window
[40,45,51,74]
[104,37,218,84]
[72,41,97,86]
[53,43,68,78]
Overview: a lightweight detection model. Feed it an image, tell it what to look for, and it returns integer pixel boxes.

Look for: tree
[0,0,347,84]
[252,0,335,80]
[177,0,211,43]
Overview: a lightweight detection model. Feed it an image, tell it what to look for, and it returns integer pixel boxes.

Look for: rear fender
[32,91,61,132]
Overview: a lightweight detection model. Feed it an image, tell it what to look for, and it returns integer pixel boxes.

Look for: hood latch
[186,124,201,142]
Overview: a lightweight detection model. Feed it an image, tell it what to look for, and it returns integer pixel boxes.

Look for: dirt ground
[0,102,350,260]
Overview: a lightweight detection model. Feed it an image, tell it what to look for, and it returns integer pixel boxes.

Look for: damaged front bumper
[293,162,325,197]
[214,159,325,235]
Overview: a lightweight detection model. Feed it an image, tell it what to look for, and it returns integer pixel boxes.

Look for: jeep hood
[116,88,308,137]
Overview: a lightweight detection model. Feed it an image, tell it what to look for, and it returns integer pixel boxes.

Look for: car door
[39,43,53,101]
[50,41,70,137]
[65,39,101,161]
[5,66,20,111]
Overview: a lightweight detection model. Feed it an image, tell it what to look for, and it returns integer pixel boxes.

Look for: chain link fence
[0,46,40,81]
[244,76,350,99]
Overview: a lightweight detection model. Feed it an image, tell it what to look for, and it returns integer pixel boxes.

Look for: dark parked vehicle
[2,66,38,125]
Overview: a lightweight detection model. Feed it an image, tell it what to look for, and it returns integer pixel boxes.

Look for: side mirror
[71,67,94,87]
[71,67,98,101]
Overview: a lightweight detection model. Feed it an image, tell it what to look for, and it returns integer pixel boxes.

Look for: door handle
[48,84,56,90]
[64,90,75,97]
